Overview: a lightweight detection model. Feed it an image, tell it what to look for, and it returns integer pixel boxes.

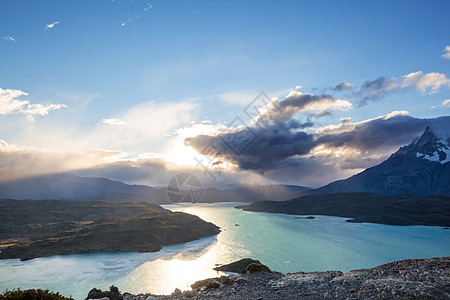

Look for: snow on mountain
[313,124,450,196]
[410,126,450,164]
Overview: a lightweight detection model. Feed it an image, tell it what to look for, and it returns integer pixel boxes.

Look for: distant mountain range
[313,126,450,196]
[0,173,155,201]
[0,173,310,203]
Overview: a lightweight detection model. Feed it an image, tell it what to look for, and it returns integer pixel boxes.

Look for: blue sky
[1,0,449,187]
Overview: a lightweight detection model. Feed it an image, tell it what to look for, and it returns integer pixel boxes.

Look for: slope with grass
[0,200,220,260]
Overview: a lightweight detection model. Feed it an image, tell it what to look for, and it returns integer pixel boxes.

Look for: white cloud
[3,36,15,42]
[0,88,29,114]
[217,90,260,105]
[431,99,450,109]
[121,13,139,27]
[102,118,127,125]
[144,2,152,10]
[401,71,450,94]
[442,46,450,60]
[44,21,60,30]
[0,139,131,182]
[0,87,67,122]
[76,101,200,155]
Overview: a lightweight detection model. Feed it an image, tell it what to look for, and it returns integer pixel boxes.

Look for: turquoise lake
[0,202,449,299]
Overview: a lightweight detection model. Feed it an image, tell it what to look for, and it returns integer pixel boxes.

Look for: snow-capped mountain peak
[413,126,450,164]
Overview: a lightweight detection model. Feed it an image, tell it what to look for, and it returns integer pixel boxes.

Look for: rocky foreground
[88,256,450,300]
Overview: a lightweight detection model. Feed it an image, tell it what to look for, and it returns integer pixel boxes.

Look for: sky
[1,0,449,188]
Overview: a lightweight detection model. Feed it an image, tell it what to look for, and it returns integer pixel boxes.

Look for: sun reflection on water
[117,203,248,295]
[119,240,227,295]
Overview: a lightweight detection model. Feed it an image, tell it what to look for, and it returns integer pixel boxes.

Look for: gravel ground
[93,256,450,300]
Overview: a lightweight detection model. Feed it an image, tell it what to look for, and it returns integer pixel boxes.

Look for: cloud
[0,88,67,122]
[185,90,351,171]
[0,140,125,183]
[0,138,259,189]
[357,77,399,106]
[102,118,127,125]
[217,90,261,106]
[44,21,60,30]
[3,36,15,42]
[121,13,139,27]
[185,93,449,186]
[401,71,450,94]
[315,111,422,152]
[432,99,450,109]
[22,103,67,122]
[144,2,152,11]
[185,122,317,170]
[334,81,352,91]
[442,46,450,60]
[253,91,352,124]
[349,71,450,106]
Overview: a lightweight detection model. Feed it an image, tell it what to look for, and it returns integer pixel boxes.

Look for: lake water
[0,202,449,299]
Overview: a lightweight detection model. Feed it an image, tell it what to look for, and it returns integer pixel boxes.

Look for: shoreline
[86,256,450,300]
[236,193,450,227]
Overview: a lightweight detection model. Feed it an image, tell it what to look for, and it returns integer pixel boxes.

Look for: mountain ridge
[0,173,310,203]
[313,125,450,196]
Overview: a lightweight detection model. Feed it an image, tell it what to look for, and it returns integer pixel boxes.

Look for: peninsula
[236,192,450,227]
[0,199,220,260]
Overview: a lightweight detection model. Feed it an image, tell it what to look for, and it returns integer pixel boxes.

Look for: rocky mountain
[314,126,450,196]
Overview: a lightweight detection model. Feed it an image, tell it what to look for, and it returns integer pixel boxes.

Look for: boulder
[214,258,261,273]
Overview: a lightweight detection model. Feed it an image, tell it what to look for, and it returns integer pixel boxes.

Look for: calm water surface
[0,202,449,299]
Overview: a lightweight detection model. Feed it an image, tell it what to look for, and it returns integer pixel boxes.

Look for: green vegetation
[0,289,73,300]
[0,200,220,260]
[205,281,221,290]
[244,263,272,273]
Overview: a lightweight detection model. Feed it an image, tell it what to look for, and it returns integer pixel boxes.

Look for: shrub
[0,289,73,300]
[244,263,271,273]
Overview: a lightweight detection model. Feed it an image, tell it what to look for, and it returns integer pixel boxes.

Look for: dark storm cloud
[251,91,352,126]
[316,114,441,151]
[186,111,450,173]
[185,122,317,170]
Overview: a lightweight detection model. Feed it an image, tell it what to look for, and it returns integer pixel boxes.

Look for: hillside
[237,192,450,226]
[0,173,154,200]
[0,200,220,260]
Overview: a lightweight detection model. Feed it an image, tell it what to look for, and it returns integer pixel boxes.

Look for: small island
[0,199,220,260]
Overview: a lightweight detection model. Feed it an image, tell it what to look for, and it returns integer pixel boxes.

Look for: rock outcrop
[87,256,450,300]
